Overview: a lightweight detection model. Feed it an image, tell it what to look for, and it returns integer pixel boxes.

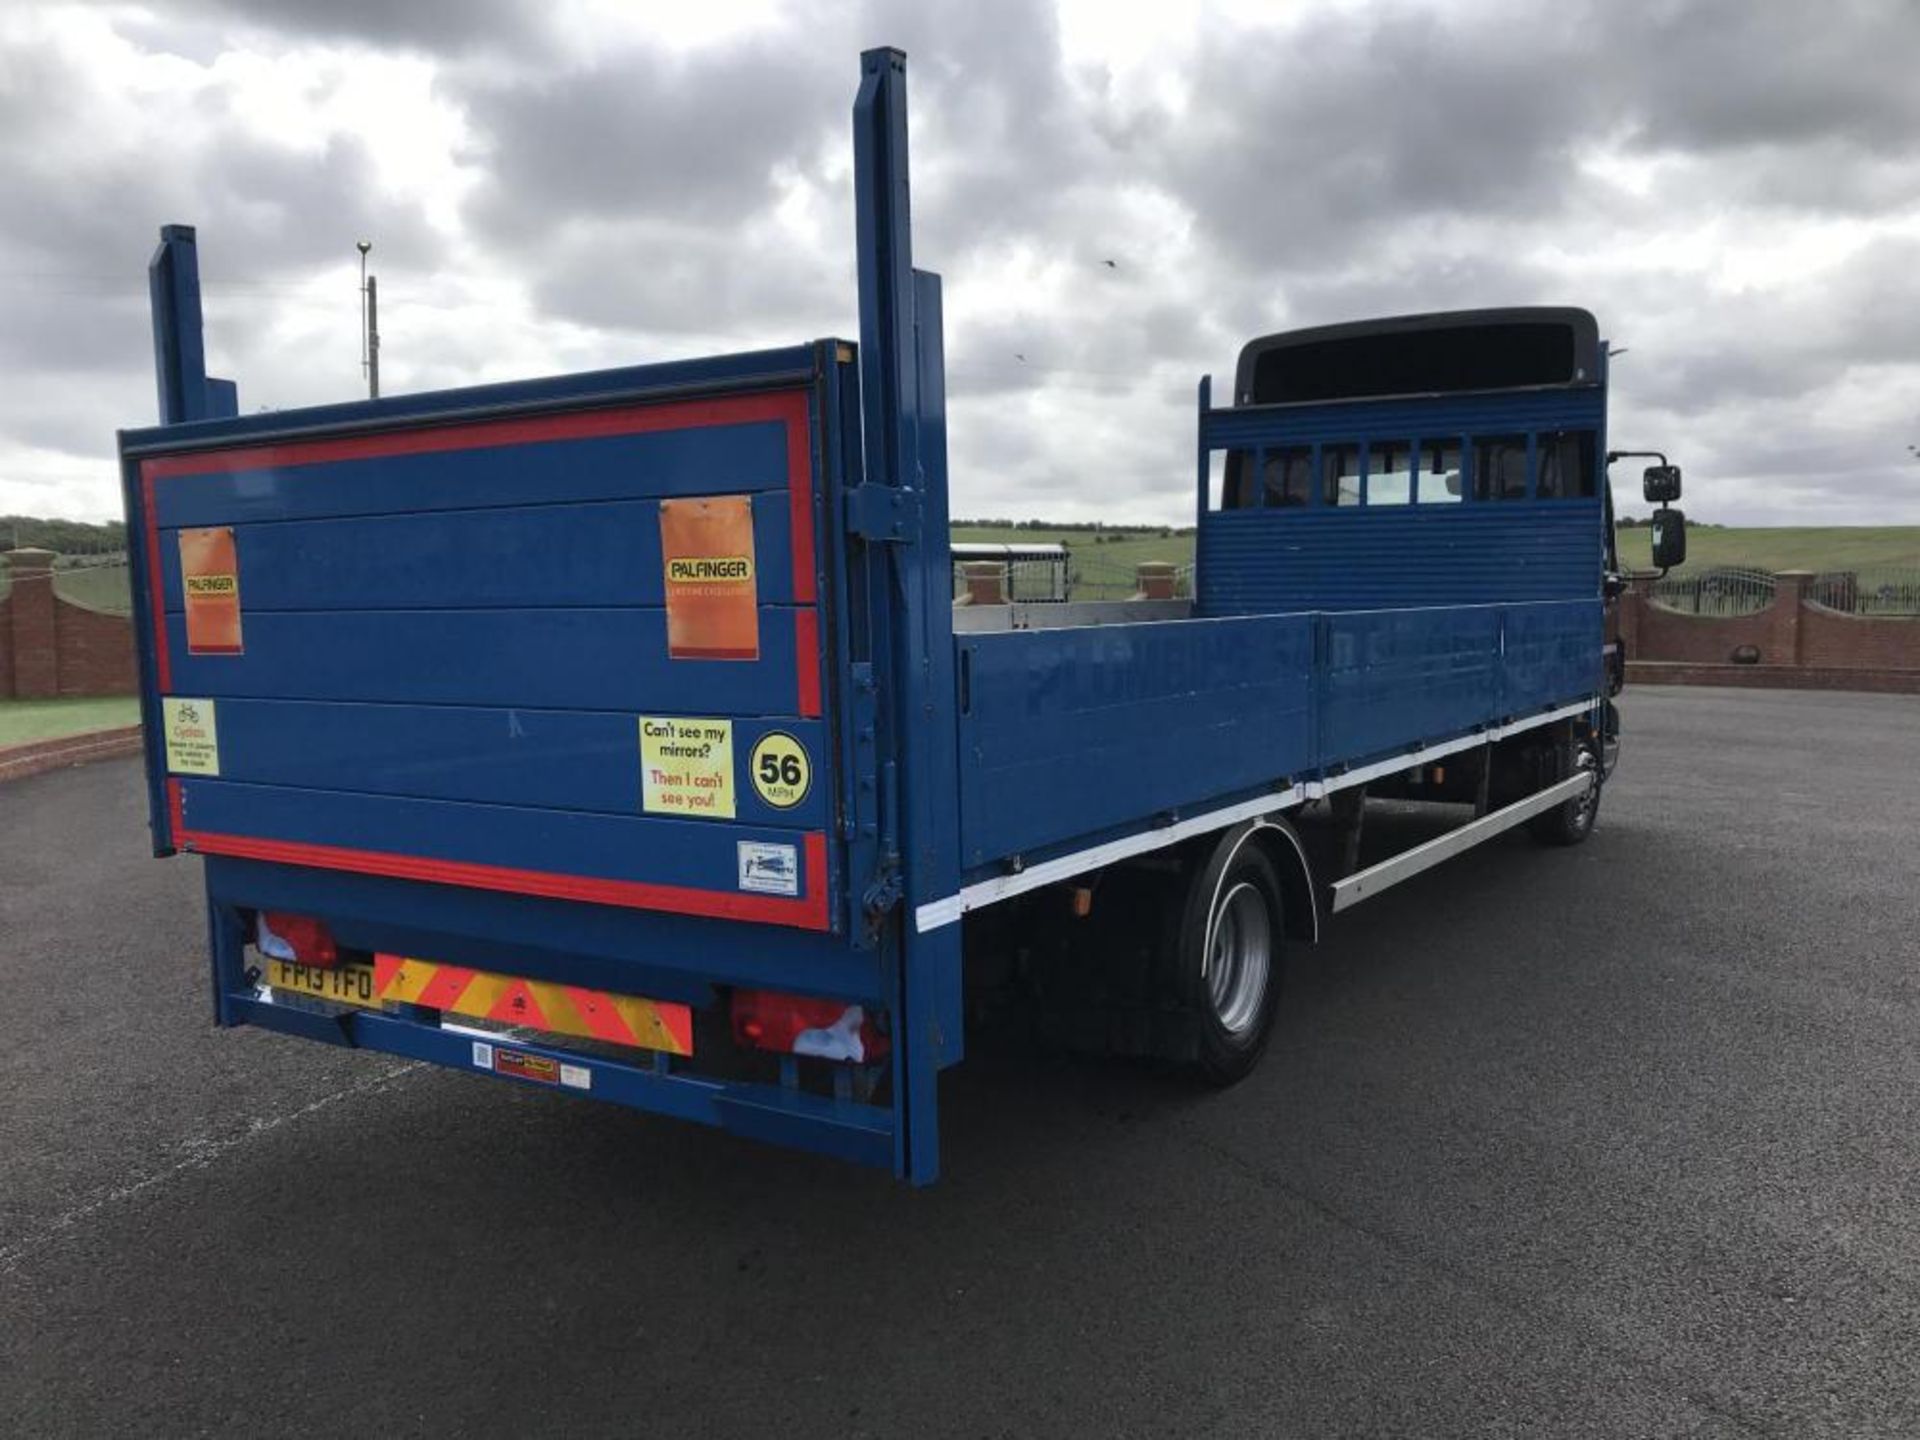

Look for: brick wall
[1622,568,1920,680]
[1,548,139,699]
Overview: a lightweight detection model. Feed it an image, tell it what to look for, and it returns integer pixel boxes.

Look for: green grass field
[52,564,135,613]
[3,526,1913,619]
[1611,526,1920,573]
[955,524,1920,578]
[0,696,140,747]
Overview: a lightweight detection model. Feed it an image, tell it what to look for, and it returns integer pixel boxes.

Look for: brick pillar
[960,561,1008,606]
[1135,561,1178,601]
[4,548,58,698]
[1770,570,1812,666]
[1618,572,1653,656]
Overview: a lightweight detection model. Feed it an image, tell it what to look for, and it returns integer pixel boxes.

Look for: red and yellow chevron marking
[369,953,694,1056]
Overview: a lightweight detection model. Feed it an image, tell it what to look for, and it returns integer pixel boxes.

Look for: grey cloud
[149,0,543,55]
[1605,0,1920,157]
[7,0,1920,527]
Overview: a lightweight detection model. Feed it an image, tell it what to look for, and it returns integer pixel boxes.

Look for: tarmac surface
[2,685,1916,1438]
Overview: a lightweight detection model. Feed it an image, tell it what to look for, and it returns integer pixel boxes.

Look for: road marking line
[0,1061,423,1274]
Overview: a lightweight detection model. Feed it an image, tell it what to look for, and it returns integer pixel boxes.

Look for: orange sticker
[178,526,243,656]
[660,495,758,661]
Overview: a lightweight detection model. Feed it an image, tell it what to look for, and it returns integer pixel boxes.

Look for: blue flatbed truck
[118,49,1686,1185]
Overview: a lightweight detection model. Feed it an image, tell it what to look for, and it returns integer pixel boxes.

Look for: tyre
[1528,745,1601,847]
[1167,834,1285,1085]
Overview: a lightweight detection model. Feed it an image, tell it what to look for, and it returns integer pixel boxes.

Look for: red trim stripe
[177,825,832,931]
[786,401,817,606]
[144,484,172,693]
[140,389,812,479]
[794,609,822,719]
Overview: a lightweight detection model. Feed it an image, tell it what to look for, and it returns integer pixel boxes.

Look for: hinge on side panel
[844,484,922,542]
[862,863,903,942]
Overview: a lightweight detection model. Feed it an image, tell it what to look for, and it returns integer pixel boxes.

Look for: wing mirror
[1643,464,1682,504]
[1650,508,1687,569]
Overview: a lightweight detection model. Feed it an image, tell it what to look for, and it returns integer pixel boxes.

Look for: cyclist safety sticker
[748,731,811,809]
[660,495,758,661]
[639,716,735,819]
[161,696,220,776]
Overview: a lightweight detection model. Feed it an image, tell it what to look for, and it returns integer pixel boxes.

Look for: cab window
[1419,441,1464,503]
[1262,447,1313,507]
[1473,435,1529,500]
[1321,444,1363,506]
[1367,442,1414,505]
[1536,430,1596,499]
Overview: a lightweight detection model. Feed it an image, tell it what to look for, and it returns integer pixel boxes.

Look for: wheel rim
[1205,882,1273,1036]
[1570,750,1599,831]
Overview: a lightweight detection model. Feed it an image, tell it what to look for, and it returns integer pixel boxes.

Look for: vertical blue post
[853,47,962,1185]
[148,224,238,425]
[1195,375,1212,525]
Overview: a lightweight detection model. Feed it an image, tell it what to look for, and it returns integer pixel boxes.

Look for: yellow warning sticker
[639,716,735,819]
[749,731,811,810]
[161,697,221,776]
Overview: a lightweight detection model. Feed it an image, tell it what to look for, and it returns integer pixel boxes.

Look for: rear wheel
[1168,837,1285,1085]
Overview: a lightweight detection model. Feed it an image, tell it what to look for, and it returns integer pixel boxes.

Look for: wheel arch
[1199,816,1320,947]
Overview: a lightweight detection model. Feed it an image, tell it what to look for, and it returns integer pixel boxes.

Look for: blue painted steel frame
[853,48,963,1185]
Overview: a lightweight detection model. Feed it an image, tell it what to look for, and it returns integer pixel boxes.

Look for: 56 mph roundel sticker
[749,732,811,809]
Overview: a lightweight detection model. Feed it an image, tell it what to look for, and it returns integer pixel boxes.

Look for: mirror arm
[1605,448,1668,468]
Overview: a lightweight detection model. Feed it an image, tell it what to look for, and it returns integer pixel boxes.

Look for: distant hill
[1,515,125,555]
[1611,525,1920,572]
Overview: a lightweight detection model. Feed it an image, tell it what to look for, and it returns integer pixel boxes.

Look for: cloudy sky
[3,0,1917,527]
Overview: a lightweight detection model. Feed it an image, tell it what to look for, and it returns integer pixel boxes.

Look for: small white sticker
[560,1063,592,1091]
[738,840,799,896]
[471,1041,494,1071]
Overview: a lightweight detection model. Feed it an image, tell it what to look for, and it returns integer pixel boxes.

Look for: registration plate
[269,960,381,1007]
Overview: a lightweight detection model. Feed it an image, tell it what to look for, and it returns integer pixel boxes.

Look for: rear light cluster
[730,990,889,1064]
[255,911,338,969]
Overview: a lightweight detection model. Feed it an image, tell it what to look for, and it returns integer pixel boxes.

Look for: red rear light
[730,990,888,1063]
[256,911,338,969]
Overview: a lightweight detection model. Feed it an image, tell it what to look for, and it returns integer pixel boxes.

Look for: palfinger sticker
[660,495,759,660]
[178,526,243,655]
[639,716,735,819]
[161,696,221,775]
[749,731,811,809]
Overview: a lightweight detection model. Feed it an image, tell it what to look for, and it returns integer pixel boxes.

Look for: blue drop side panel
[1319,606,1503,761]
[189,701,828,830]
[955,599,1600,876]
[1502,599,1604,711]
[177,779,820,896]
[162,607,803,712]
[150,422,790,529]
[157,492,797,611]
[957,615,1315,866]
